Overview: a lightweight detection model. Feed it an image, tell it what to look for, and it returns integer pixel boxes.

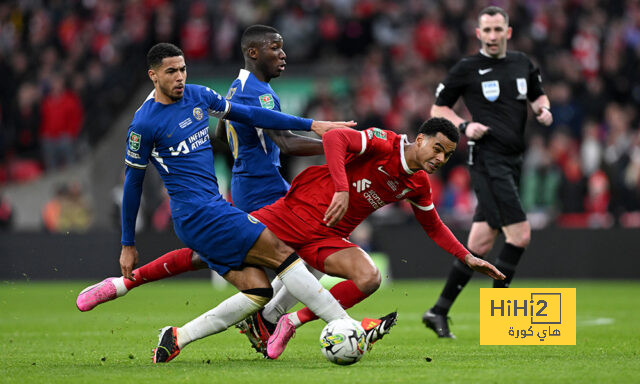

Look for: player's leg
[487,154,530,288]
[266,247,397,359]
[494,220,530,288]
[153,265,273,363]
[423,221,498,337]
[288,247,380,328]
[243,228,349,324]
[76,248,207,311]
[236,262,324,356]
[424,155,503,338]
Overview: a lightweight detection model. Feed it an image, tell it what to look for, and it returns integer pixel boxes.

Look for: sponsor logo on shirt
[478,68,493,75]
[193,107,204,121]
[259,94,275,109]
[129,132,141,151]
[353,178,371,193]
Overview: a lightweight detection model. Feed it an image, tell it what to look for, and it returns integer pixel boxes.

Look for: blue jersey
[224,69,290,213]
[120,83,314,274]
[124,84,228,218]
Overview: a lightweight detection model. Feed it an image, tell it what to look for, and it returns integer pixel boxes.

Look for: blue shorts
[231,174,289,213]
[173,199,266,275]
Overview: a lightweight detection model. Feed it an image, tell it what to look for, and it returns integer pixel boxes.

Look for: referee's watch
[458,121,470,135]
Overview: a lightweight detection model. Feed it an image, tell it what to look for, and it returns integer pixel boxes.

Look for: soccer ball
[319,318,367,365]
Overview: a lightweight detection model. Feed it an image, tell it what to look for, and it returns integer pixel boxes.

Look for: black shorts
[469,149,526,229]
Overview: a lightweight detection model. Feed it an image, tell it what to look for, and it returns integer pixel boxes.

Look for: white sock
[112,277,128,297]
[262,263,325,324]
[287,312,302,328]
[177,292,261,349]
[277,259,347,323]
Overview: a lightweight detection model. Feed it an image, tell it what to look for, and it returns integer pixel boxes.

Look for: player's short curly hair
[418,117,459,143]
[147,43,184,69]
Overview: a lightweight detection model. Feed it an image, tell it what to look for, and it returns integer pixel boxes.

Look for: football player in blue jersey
[76,42,360,363]
[215,24,325,213]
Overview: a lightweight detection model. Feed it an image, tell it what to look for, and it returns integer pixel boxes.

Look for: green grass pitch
[1,279,638,383]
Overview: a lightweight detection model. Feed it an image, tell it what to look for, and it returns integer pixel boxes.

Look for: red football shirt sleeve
[411,203,469,262]
[323,128,366,191]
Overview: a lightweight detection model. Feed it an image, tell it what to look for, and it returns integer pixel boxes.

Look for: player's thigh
[244,228,295,270]
[223,265,271,291]
[468,221,499,256]
[323,247,379,282]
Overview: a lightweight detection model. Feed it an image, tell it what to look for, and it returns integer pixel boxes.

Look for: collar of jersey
[400,135,413,175]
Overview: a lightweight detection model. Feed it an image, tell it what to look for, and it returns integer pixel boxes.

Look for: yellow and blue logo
[480,288,576,345]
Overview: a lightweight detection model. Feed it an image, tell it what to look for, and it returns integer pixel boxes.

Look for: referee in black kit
[423,6,553,338]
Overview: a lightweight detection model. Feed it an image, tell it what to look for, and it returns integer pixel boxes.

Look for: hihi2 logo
[480,288,575,345]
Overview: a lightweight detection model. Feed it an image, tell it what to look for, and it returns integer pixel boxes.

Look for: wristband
[458,121,470,135]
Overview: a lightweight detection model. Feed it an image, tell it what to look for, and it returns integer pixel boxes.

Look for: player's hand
[464,253,506,280]
[465,122,490,140]
[120,245,139,281]
[324,191,349,227]
[536,108,553,126]
[310,121,357,137]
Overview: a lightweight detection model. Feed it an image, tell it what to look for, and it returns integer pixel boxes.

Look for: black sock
[431,256,477,316]
[493,243,525,288]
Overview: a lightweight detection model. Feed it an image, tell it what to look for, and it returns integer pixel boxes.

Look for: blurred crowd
[1,0,639,231]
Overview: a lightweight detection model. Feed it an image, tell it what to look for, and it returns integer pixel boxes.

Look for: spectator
[39,74,84,171]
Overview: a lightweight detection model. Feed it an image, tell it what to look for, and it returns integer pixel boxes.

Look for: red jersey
[281,127,469,261]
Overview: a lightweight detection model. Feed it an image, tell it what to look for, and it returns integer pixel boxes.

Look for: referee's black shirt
[434,50,545,156]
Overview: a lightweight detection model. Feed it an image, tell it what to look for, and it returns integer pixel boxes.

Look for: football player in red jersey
[76,117,504,360]
[249,117,504,358]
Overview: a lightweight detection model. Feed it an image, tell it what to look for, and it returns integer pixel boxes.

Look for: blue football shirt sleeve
[121,121,153,245]
[121,166,145,245]
[202,85,312,131]
[226,103,312,131]
[124,122,153,169]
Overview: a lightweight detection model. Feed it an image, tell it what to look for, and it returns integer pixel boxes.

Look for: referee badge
[482,81,500,102]
[516,78,528,100]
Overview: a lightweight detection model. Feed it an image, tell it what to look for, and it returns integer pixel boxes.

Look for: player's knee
[354,266,381,295]
[510,233,530,248]
[241,287,274,307]
[507,228,531,248]
[468,243,491,257]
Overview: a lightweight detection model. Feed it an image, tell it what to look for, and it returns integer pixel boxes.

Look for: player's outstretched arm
[309,120,357,137]
[464,254,506,280]
[265,130,324,156]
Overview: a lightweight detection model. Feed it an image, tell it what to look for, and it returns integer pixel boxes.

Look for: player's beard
[159,83,183,102]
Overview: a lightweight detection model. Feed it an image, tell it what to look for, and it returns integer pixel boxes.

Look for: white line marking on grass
[579,318,615,326]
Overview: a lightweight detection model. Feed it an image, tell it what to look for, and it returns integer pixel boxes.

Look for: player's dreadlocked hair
[147,43,184,69]
[418,117,459,144]
[241,25,280,52]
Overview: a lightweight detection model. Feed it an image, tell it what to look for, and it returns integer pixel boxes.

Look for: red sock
[295,280,368,324]
[124,248,196,290]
